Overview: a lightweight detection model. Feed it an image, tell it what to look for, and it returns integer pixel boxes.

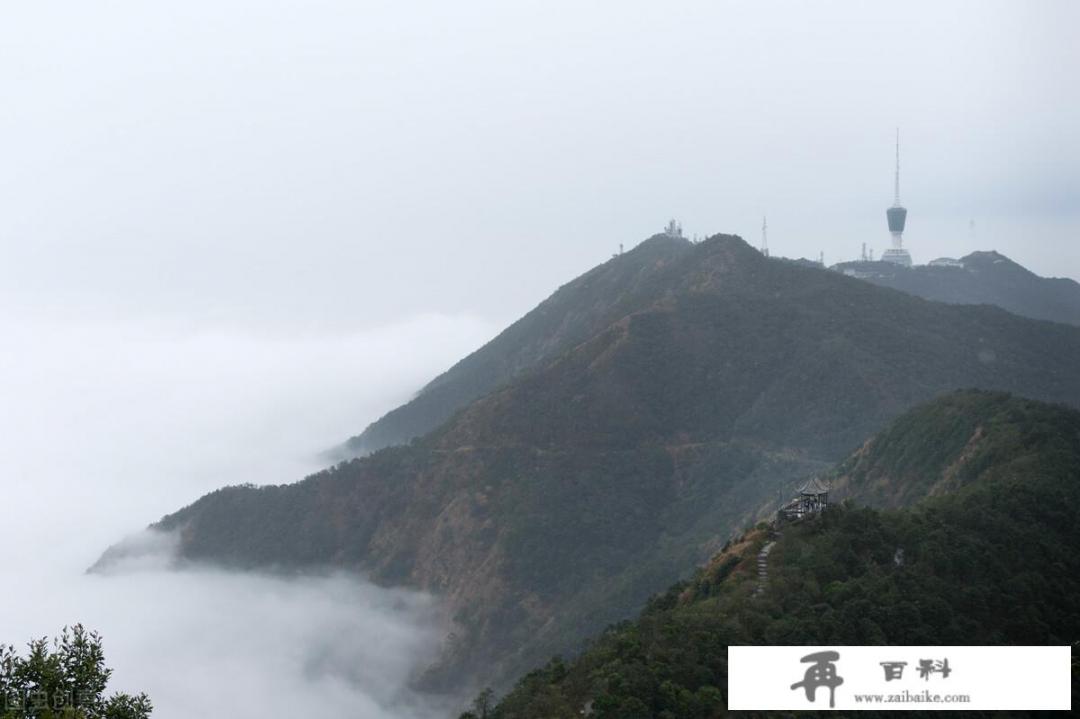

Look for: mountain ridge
[344,234,695,455]
[351,239,1079,458]
[95,234,1080,693]
[834,249,1080,327]
[480,390,1080,718]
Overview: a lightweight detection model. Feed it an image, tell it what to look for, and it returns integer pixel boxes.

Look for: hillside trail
[754,537,777,597]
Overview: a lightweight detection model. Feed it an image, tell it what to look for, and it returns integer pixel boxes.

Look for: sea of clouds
[0,311,494,718]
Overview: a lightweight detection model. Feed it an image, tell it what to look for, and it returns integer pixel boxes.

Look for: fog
[0,311,493,717]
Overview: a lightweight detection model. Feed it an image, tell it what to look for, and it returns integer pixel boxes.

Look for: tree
[0,625,152,718]
[470,688,495,719]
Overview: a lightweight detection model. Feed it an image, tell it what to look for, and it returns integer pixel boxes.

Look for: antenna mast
[761,215,769,257]
[893,128,901,206]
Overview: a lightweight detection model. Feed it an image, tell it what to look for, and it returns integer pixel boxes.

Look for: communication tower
[881,129,912,267]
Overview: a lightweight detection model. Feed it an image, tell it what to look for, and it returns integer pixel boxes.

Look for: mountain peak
[697,232,757,259]
[341,231,697,455]
[630,233,693,255]
[961,249,1031,275]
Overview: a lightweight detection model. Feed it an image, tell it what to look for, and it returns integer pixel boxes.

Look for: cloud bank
[0,311,494,718]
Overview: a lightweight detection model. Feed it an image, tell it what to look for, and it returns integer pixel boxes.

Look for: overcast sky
[2,0,1078,335]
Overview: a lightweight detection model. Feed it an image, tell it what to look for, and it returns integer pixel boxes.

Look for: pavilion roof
[798,476,830,495]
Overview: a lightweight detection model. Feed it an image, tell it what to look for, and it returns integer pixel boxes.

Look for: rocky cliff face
[97,234,1080,692]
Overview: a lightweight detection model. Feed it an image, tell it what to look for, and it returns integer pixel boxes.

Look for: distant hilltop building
[928,257,964,268]
[664,219,684,239]
[881,129,913,267]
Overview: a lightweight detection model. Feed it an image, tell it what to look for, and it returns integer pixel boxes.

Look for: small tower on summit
[664,219,684,238]
[760,216,769,257]
[881,129,913,267]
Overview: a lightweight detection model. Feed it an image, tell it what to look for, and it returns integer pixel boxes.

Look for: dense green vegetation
[477,392,1080,718]
[427,238,1080,457]
[826,388,1080,508]
[355,242,1080,456]
[97,235,1080,692]
[345,234,695,454]
[0,626,151,719]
